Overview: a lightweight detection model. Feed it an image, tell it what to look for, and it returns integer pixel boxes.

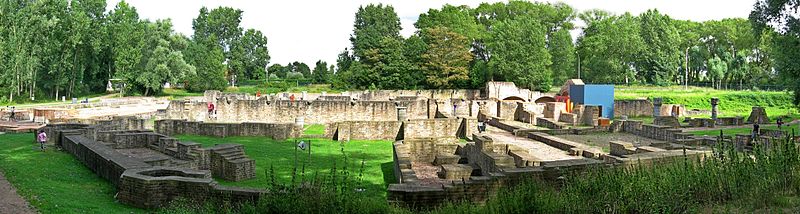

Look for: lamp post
[576,51,581,79]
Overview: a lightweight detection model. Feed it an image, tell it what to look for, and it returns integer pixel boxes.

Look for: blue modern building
[569,84,615,118]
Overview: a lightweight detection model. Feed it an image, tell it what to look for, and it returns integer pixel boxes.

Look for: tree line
[1,0,798,103]
[0,0,270,102]
[333,1,790,92]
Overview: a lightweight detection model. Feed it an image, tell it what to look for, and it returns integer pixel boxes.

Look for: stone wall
[209,144,256,181]
[404,118,461,139]
[614,99,653,117]
[116,167,266,209]
[717,116,744,126]
[747,106,770,124]
[155,119,301,140]
[653,116,680,128]
[325,121,403,141]
[61,135,151,186]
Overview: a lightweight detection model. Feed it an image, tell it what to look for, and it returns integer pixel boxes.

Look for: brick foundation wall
[155,119,301,140]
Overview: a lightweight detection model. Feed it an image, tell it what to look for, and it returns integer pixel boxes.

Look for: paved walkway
[483,126,580,161]
[0,171,36,214]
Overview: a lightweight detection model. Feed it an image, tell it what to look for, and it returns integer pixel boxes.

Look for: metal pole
[576,51,581,79]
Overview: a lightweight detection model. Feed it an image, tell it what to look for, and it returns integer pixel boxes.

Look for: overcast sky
[106,0,757,66]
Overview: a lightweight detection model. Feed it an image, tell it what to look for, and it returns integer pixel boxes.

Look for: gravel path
[0,170,36,214]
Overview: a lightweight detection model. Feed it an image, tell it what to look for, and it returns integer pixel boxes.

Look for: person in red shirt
[207,102,215,119]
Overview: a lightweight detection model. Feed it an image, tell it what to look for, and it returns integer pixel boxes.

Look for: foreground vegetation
[5,131,800,213]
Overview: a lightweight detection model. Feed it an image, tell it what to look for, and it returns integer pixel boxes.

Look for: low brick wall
[155,119,301,140]
[536,117,565,129]
[325,121,402,141]
[116,167,266,209]
[404,118,461,139]
[717,117,744,126]
[527,133,604,159]
[62,135,151,186]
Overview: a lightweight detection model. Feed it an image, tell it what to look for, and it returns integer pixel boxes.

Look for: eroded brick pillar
[711,97,719,121]
[653,97,663,116]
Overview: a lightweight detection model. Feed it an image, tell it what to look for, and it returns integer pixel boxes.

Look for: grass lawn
[173,135,395,198]
[689,125,798,137]
[0,133,143,213]
[615,85,798,120]
[303,124,326,135]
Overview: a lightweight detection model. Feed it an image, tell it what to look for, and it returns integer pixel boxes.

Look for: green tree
[185,36,227,92]
[576,13,643,83]
[312,60,331,84]
[230,29,270,80]
[108,1,146,94]
[137,20,195,95]
[268,64,286,79]
[421,27,472,88]
[487,15,552,91]
[638,9,681,84]
[707,56,727,89]
[549,28,575,84]
[350,4,402,60]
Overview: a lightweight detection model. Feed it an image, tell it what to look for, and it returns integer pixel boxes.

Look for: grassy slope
[615,85,797,119]
[0,133,143,213]
[173,135,395,198]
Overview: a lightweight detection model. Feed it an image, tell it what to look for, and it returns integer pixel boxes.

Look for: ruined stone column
[653,97,663,116]
[396,107,408,121]
[711,97,719,121]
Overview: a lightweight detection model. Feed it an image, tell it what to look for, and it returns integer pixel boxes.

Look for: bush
[286,72,304,80]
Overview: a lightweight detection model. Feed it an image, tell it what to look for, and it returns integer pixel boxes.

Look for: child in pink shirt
[37,130,47,151]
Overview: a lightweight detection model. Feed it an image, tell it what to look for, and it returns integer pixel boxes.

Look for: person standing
[752,123,761,142]
[37,130,47,151]
[207,102,215,119]
[9,106,15,121]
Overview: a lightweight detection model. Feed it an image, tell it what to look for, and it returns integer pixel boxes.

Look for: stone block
[610,141,636,156]
[438,164,473,180]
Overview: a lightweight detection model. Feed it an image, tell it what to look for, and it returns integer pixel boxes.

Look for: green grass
[690,125,798,137]
[615,85,798,120]
[0,133,143,213]
[173,135,395,198]
[228,84,340,95]
[159,88,204,100]
[303,124,326,135]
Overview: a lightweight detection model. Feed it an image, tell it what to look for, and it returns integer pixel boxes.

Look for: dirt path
[0,170,36,214]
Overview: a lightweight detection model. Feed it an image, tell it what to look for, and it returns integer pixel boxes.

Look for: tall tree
[108,1,146,94]
[576,13,644,83]
[751,0,800,104]
[230,29,270,80]
[349,4,402,61]
[311,60,331,84]
[421,27,472,88]
[185,36,227,92]
[638,9,681,84]
[136,20,195,95]
[549,28,576,84]
[487,15,552,91]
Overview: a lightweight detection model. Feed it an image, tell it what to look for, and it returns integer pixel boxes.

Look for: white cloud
[107,0,756,66]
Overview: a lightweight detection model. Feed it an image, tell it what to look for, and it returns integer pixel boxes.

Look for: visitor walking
[207,102,215,119]
[752,123,760,141]
[37,130,47,151]
[777,118,784,130]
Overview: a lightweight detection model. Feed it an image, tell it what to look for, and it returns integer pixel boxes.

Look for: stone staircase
[210,144,256,181]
